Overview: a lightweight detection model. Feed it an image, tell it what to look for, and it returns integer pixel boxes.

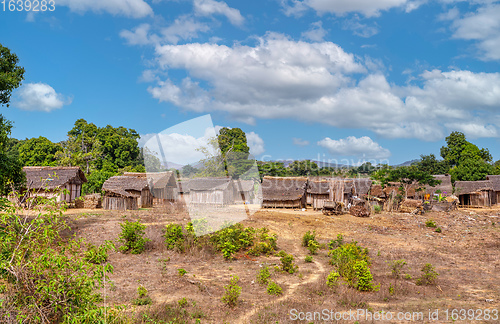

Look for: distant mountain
[393,159,419,167]
[268,159,350,169]
[160,161,185,170]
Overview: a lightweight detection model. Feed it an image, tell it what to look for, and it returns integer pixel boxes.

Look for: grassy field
[63,204,500,323]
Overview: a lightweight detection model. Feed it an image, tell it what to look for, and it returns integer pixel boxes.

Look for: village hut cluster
[18,166,500,211]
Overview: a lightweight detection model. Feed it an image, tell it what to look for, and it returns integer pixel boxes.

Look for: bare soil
[63,205,500,323]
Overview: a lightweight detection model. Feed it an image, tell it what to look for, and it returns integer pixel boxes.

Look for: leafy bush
[137,285,148,297]
[247,228,277,256]
[84,240,114,264]
[0,196,113,322]
[257,266,271,285]
[221,275,241,307]
[416,263,439,286]
[435,227,442,233]
[178,297,188,308]
[133,285,152,306]
[328,234,344,249]
[425,219,437,228]
[305,255,313,263]
[326,270,340,288]
[373,205,382,214]
[388,259,407,279]
[276,250,287,257]
[178,268,187,276]
[280,253,298,274]
[164,223,185,251]
[307,239,320,255]
[302,230,316,247]
[329,241,377,291]
[118,220,150,254]
[266,281,283,296]
[212,224,277,259]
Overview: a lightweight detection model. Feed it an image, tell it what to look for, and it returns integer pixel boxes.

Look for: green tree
[287,160,319,176]
[18,136,61,166]
[0,43,25,107]
[449,158,493,182]
[181,164,197,177]
[412,154,450,175]
[0,116,24,195]
[82,169,116,195]
[97,124,141,171]
[218,127,250,156]
[440,132,491,167]
[257,161,287,178]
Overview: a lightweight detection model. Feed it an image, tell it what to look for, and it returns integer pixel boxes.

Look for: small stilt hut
[102,175,153,210]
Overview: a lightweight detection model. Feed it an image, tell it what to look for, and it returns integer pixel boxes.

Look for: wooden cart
[322,201,344,215]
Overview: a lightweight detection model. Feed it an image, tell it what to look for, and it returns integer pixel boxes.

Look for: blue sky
[1,0,500,166]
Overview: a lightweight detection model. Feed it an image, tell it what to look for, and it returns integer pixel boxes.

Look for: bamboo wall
[459,191,492,207]
[189,189,234,205]
[311,194,329,210]
[103,196,138,210]
[139,189,153,208]
[153,187,178,201]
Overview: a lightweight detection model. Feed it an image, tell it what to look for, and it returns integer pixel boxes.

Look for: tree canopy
[0,43,25,108]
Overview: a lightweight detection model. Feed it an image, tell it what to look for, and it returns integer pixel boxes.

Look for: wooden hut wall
[262,199,303,209]
[312,193,329,210]
[459,191,492,207]
[190,189,233,205]
[103,196,138,210]
[140,189,153,208]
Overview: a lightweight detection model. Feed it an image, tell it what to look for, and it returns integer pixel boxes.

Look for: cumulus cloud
[342,16,379,38]
[144,33,500,141]
[14,83,72,112]
[57,0,153,18]
[449,3,500,60]
[281,0,411,17]
[301,21,327,42]
[193,0,244,26]
[247,132,265,155]
[318,136,391,159]
[292,138,310,146]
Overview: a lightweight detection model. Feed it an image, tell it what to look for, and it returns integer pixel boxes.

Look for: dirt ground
[64,205,500,323]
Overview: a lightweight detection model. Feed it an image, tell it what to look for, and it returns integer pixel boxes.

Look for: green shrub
[329,241,377,291]
[304,255,313,263]
[435,227,442,233]
[328,234,344,249]
[302,230,316,247]
[326,270,340,288]
[416,263,439,286]
[118,220,150,254]
[84,240,114,264]
[133,286,152,306]
[247,228,278,256]
[178,297,188,308]
[280,253,298,274]
[307,239,320,255]
[178,268,187,276]
[276,250,287,257]
[404,274,412,280]
[257,266,271,285]
[388,259,407,279]
[164,223,185,251]
[373,205,382,214]
[221,275,241,307]
[266,281,283,296]
[425,219,437,228]
[137,285,148,297]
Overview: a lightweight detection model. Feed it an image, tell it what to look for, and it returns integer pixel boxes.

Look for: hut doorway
[460,194,471,206]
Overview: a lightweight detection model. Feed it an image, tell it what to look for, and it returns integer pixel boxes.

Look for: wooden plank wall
[103,196,138,210]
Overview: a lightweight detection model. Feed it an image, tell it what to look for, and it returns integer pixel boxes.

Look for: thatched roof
[486,175,500,191]
[23,166,87,190]
[308,181,330,195]
[426,174,453,195]
[177,180,191,193]
[262,176,307,201]
[188,177,233,191]
[454,180,493,195]
[369,184,384,197]
[147,171,177,189]
[233,180,254,192]
[344,178,372,196]
[102,176,149,197]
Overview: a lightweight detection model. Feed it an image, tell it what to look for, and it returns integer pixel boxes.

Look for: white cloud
[449,3,500,60]
[318,136,391,159]
[282,0,410,17]
[120,23,156,45]
[301,21,327,42]
[342,16,379,38]
[247,132,265,155]
[444,122,498,138]
[57,0,153,18]
[292,138,310,146]
[193,0,244,26]
[14,83,72,112]
[145,33,500,141]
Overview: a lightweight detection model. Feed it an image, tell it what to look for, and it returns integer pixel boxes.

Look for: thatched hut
[262,176,307,209]
[177,180,191,203]
[233,180,255,204]
[23,166,87,203]
[102,176,153,210]
[188,177,235,206]
[145,171,178,203]
[307,181,330,210]
[344,178,373,198]
[424,175,453,197]
[486,175,500,205]
[454,180,494,207]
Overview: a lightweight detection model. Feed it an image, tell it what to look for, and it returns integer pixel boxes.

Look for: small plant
[328,234,344,249]
[425,219,437,228]
[280,253,298,274]
[388,283,395,295]
[373,205,382,214]
[221,275,241,307]
[178,268,187,276]
[84,240,114,264]
[305,255,313,263]
[326,270,340,288]
[388,259,407,279]
[307,239,320,255]
[276,250,287,257]
[133,286,152,306]
[266,281,283,296]
[302,230,316,247]
[416,263,439,286]
[164,223,185,251]
[178,297,188,308]
[353,260,377,291]
[404,274,412,280]
[257,266,271,285]
[118,220,150,254]
[435,227,442,233]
